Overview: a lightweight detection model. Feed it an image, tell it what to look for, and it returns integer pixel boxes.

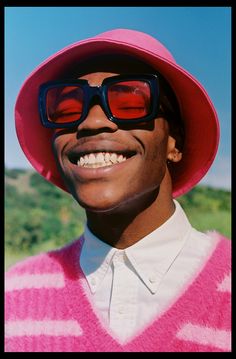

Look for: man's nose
[76,104,118,133]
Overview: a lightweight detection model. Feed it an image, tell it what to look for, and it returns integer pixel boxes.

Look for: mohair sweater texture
[5,232,231,352]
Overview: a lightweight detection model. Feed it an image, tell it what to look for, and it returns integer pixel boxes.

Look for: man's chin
[73,189,159,216]
[70,189,121,214]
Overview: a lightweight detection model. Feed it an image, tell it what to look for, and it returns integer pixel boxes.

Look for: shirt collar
[80,226,118,294]
[80,200,192,294]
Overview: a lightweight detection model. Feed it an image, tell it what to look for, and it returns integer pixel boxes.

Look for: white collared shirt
[80,200,216,343]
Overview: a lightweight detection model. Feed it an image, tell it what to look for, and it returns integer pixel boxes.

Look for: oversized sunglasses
[39,74,160,128]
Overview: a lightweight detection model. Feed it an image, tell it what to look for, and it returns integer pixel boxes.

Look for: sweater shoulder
[190,231,231,295]
[206,231,231,267]
[5,236,83,278]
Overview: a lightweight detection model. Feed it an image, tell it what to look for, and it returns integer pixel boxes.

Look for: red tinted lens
[107,80,151,119]
[46,86,84,123]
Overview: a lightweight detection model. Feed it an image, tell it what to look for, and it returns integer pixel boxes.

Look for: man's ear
[166,136,182,163]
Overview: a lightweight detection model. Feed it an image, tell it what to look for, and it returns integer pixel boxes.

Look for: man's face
[52,69,172,213]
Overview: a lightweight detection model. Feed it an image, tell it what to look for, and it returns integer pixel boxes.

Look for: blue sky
[5,6,231,189]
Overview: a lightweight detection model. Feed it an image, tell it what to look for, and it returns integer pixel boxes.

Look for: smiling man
[51,58,183,247]
[5,29,231,352]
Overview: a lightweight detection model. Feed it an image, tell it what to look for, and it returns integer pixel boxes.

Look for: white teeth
[96,153,105,163]
[80,157,85,166]
[110,153,118,163]
[84,155,89,164]
[117,155,125,163]
[77,152,127,168]
[105,153,110,163]
[88,153,96,164]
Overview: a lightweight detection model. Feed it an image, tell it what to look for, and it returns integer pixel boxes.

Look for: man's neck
[86,188,175,249]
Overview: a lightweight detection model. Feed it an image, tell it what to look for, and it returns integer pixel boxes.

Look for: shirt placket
[109,251,138,341]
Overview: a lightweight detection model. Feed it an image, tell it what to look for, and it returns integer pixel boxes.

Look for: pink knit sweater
[5,232,231,352]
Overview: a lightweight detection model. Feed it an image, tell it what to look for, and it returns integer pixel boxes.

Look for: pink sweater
[5,232,231,352]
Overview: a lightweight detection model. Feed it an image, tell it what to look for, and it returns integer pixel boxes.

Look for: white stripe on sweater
[5,273,65,291]
[217,273,231,293]
[5,320,83,337]
[176,323,231,351]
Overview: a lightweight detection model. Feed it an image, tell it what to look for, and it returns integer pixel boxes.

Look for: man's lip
[67,154,138,181]
[66,140,138,163]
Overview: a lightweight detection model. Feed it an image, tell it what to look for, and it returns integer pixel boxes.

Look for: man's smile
[65,138,139,175]
[77,152,127,168]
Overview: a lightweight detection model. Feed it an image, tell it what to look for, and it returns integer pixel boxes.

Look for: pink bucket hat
[15,28,219,198]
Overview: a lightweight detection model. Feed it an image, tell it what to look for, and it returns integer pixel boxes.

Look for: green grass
[184,209,231,238]
[5,239,61,271]
[5,251,29,271]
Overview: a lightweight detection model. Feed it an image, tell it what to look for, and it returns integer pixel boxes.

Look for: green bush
[178,185,231,237]
[5,167,26,179]
[5,170,86,252]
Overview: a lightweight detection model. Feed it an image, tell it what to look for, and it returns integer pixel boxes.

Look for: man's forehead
[62,54,156,78]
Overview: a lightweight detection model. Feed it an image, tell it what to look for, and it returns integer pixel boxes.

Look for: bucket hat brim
[15,29,220,198]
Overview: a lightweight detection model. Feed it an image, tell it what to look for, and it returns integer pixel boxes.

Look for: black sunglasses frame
[38,74,160,129]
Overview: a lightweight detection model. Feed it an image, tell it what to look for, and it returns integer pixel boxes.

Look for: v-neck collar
[53,232,221,351]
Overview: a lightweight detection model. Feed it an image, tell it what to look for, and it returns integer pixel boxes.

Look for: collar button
[149,275,157,283]
[90,277,96,286]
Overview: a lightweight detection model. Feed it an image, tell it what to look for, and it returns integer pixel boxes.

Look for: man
[5,29,231,352]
